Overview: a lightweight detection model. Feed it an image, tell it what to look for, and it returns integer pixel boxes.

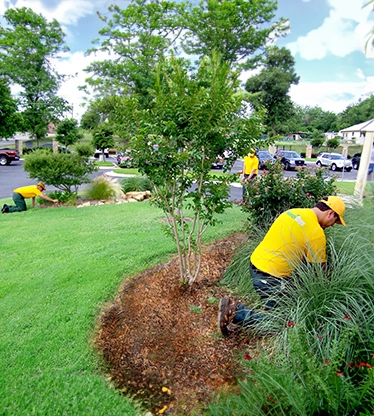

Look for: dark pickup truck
[0,149,20,166]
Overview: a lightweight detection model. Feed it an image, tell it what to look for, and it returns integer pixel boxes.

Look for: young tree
[56,118,83,149]
[0,7,71,142]
[121,54,264,284]
[0,79,19,139]
[245,46,299,135]
[92,122,115,161]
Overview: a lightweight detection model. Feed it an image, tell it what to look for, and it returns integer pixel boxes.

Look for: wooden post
[52,139,58,154]
[354,132,374,202]
[15,139,23,156]
[306,145,312,158]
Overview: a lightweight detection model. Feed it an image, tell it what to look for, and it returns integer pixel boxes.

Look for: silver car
[316,152,352,172]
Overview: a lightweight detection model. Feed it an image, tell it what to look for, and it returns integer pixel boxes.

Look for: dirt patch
[95,232,256,415]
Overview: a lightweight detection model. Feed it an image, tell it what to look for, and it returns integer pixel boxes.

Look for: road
[0,157,360,200]
[0,158,109,199]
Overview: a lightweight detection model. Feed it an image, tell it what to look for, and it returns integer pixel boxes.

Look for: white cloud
[356,68,366,80]
[287,0,374,60]
[289,79,374,113]
[52,50,111,120]
[1,0,108,25]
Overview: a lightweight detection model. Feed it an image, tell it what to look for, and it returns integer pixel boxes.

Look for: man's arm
[31,196,35,208]
[39,193,58,204]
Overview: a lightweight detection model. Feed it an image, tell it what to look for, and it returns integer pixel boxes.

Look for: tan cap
[322,196,346,226]
[37,182,46,190]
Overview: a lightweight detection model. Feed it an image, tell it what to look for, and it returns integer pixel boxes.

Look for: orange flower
[244,353,252,360]
[336,372,344,377]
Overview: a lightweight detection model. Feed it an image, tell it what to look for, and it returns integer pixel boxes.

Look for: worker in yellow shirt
[242,150,259,200]
[218,196,346,336]
[2,182,58,213]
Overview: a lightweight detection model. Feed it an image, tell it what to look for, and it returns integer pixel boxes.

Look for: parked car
[256,150,274,169]
[351,153,361,170]
[274,150,305,170]
[117,150,134,168]
[351,150,374,174]
[211,155,225,169]
[0,149,20,165]
[316,152,352,172]
[94,148,109,158]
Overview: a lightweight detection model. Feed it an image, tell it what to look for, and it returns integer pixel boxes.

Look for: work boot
[218,297,239,337]
[1,204,9,213]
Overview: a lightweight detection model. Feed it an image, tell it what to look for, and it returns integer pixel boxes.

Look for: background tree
[56,118,83,149]
[0,7,70,142]
[0,79,19,139]
[301,106,337,133]
[326,137,340,150]
[83,0,288,104]
[245,46,299,135]
[335,95,374,130]
[92,122,115,161]
[310,131,325,149]
[121,54,264,284]
[84,0,183,104]
[181,0,288,68]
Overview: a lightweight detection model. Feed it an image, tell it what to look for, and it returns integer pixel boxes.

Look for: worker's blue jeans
[232,263,285,327]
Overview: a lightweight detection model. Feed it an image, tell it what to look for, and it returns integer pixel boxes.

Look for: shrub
[23,150,97,193]
[37,190,77,206]
[241,161,338,228]
[120,176,153,193]
[86,176,124,200]
[75,142,94,158]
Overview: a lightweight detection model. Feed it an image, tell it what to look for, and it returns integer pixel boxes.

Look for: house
[284,132,308,141]
[339,119,374,145]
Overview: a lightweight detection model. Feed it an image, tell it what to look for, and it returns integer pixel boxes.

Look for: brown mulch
[95,232,257,415]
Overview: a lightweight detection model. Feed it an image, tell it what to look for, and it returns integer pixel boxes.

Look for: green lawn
[0,201,247,415]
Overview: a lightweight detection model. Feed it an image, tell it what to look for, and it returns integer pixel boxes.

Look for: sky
[0,0,374,121]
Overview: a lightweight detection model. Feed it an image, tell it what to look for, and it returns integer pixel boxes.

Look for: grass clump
[120,176,153,193]
[86,176,125,200]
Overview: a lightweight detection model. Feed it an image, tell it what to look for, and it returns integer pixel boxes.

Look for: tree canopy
[0,7,70,140]
[245,46,299,135]
[83,0,288,104]
[56,118,83,148]
[0,79,19,139]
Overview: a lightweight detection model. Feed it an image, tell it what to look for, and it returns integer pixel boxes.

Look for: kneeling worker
[2,182,58,213]
[218,196,347,336]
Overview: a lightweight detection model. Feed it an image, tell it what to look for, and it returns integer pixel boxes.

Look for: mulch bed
[95,232,257,415]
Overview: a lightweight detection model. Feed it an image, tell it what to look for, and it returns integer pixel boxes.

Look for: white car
[94,148,109,158]
[316,152,352,172]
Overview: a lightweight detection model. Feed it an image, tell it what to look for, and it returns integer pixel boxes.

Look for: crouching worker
[2,182,58,213]
[218,196,346,336]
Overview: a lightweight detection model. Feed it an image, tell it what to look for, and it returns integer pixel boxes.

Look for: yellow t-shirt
[13,185,42,199]
[250,208,326,278]
[243,155,259,175]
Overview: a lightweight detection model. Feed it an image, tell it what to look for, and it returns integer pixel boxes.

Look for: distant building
[340,119,374,145]
[284,132,308,141]
[48,122,56,135]
[324,132,338,141]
